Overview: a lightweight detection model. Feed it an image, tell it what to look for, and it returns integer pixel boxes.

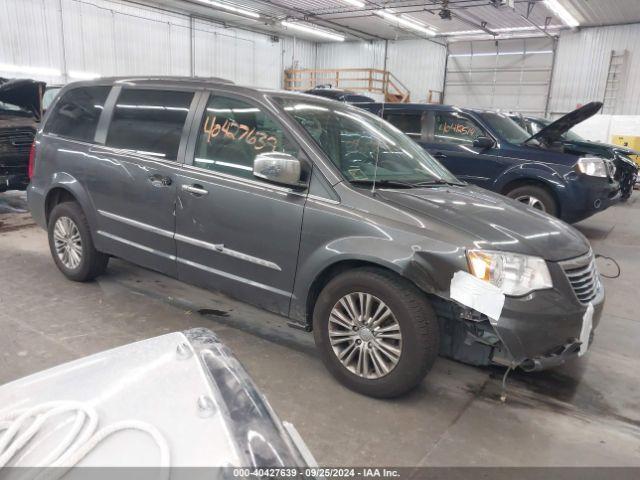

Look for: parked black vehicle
[360,102,620,223]
[29,78,604,397]
[508,113,638,201]
[0,78,45,192]
[305,86,374,103]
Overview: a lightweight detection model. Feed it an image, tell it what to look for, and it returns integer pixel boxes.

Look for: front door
[420,111,502,189]
[88,87,196,276]
[174,92,307,316]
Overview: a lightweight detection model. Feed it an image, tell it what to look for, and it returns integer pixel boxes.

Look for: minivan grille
[559,251,600,304]
[0,129,35,155]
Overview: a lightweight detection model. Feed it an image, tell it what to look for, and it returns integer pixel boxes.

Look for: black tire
[313,267,439,398]
[47,201,109,282]
[505,184,558,217]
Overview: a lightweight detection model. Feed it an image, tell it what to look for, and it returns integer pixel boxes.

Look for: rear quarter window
[44,86,111,142]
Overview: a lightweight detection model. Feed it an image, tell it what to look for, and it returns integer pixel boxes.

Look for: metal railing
[283,68,411,103]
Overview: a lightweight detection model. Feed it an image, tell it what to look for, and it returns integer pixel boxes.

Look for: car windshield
[275,96,460,186]
[0,100,30,114]
[478,112,531,144]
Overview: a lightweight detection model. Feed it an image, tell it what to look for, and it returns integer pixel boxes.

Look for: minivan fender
[43,172,99,232]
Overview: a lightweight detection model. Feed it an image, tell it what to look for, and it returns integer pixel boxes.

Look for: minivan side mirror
[473,136,494,150]
[253,152,306,189]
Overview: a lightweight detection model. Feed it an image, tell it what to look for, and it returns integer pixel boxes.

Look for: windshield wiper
[412,179,466,187]
[349,179,416,189]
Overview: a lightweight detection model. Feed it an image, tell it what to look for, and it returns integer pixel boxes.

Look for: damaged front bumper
[435,255,605,371]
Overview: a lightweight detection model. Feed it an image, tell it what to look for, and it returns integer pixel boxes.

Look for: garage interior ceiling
[143,0,640,42]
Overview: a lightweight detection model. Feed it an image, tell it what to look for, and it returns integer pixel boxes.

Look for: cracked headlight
[576,157,608,177]
[466,250,553,296]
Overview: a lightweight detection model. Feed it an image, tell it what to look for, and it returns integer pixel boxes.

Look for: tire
[48,201,109,282]
[313,267,439,398]
[505,184,558,217]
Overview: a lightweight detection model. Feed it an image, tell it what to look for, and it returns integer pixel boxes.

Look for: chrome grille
[559,251,600,304]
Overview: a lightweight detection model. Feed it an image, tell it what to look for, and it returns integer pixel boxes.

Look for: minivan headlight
[576,157,607,177]
[466,250,552,296]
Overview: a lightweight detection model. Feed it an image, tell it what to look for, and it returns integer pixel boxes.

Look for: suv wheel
[506,184,557,217]
[313,267,439,398]
[48,202,109,282]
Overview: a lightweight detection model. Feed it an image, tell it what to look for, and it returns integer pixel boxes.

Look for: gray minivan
[28,77,604,397]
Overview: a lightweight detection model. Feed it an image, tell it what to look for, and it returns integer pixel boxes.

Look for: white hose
[0,401,170,480]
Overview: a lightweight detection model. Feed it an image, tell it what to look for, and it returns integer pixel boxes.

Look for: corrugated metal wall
[549,23,640,116]
[0,0,316,88]
[315,39,447,103]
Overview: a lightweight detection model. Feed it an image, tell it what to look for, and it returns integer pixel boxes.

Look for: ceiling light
[195,0,260,19]
[375,9,437,36]
[341,0,365,6]
[68,70,101,80]
[544,0,579,27]
[443,25,563,36]
[281,21,345,41]
[0,63,61,77]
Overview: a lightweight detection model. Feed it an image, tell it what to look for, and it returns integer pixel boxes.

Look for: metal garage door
[444,38,555,116]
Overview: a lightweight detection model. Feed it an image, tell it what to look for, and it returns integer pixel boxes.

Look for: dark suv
[29,78,604,397]
[360,102,620,223]
[0,78,45,192]
[508,113,638,201]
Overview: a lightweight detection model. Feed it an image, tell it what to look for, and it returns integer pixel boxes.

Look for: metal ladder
[602,50,628,114]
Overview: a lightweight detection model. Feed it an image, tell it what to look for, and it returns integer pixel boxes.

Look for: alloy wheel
[515,195,546,211]
[328,292,402,379]
[53,216,83,269]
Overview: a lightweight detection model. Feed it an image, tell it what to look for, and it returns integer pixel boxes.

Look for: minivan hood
[377,185,589,262]
[0,78,45,119]
[526,102,602,145]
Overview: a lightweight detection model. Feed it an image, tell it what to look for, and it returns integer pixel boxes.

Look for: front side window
[383,112,423,139]
[106,89,193,160]
[193,95,298,180]
[434,112,485,145]
[277,97,459,186]
[477,112,530,145]
[44,86,110,142]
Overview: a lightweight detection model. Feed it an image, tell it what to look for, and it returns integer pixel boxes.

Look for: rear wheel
[48,202,109,282]
[313,267,439,398]
[506,184,558,217]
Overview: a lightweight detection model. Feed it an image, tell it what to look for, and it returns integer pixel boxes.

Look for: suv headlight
[576,157,608,177]
[466,250,552,296]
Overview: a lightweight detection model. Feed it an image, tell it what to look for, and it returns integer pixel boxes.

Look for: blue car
[359,101,620,223]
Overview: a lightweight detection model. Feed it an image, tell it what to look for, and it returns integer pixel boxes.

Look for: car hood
[377,185,589,262]
[526,102,602,145]
[0,78,45,119]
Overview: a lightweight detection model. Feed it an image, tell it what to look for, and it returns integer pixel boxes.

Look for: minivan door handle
[148,174,172,187]
[433,152,447,159]
[182,184,209,196]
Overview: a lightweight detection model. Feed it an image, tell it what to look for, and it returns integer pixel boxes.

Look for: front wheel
[505,184,558,217]
[48,201,109,282]
[313,268,439,398]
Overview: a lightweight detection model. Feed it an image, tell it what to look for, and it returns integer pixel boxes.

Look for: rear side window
[383,113,423,138]
[106,89,193,160]
[44,86,110,142]
[433,112,485,145]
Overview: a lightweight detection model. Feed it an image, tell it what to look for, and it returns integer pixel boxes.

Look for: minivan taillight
[28,141,36,179]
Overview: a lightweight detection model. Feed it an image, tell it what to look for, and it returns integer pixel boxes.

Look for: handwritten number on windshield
[204,115,278,152]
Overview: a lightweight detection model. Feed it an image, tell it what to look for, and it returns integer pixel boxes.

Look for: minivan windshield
[276,96,460,187]
[478,112,531,144]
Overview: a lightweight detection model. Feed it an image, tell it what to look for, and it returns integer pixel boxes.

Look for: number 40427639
[203,116,278,152]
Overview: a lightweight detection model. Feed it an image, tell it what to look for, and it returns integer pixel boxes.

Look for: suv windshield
[276,97,460,186]
[478,112,531,144]
[0,100,31,115]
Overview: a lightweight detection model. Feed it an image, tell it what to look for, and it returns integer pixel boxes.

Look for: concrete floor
[1,190,639,466]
